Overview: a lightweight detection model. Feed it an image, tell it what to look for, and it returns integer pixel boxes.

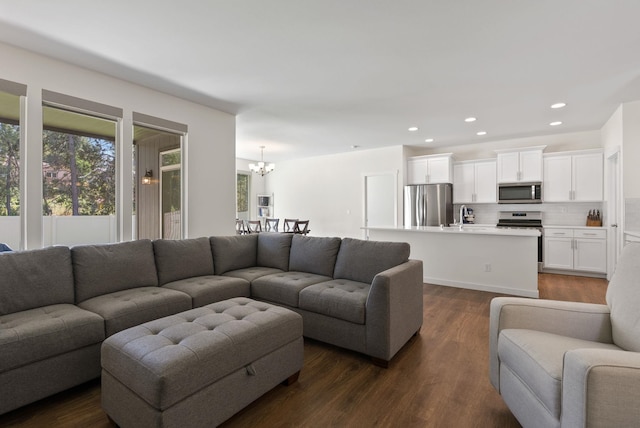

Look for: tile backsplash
[455,202,604,226]
[625,198,640,232]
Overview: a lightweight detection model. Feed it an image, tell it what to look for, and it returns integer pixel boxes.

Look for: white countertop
[362,225,541,237]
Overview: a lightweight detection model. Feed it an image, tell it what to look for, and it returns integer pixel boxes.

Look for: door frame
[606,147,623,279]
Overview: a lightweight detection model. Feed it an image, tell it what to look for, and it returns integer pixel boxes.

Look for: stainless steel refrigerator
[404,183,453,227]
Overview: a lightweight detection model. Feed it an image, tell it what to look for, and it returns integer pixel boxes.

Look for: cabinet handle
[583,233,597,236]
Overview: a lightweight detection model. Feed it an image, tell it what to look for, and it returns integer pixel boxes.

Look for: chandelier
[249,146,275,176]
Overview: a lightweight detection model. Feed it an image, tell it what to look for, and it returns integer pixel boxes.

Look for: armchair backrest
[606,242,640,351]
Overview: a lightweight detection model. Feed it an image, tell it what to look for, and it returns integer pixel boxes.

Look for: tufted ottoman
[100,297,303,428]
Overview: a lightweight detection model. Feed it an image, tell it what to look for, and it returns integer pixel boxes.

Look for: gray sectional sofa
[0,233,423,415]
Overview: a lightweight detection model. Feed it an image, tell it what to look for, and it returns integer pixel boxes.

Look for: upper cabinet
[543,150,603,202]
[407,153,453,184]
[495,146,545,183]
[453,159,497,203]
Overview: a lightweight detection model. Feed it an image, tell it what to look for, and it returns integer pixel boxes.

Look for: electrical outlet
[484,263,491,272]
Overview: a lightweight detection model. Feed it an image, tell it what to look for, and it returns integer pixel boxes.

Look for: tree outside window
[0,121,20,216]
[42,130,115,216]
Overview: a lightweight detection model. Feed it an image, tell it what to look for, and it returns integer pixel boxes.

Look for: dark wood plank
[0,274,607,428]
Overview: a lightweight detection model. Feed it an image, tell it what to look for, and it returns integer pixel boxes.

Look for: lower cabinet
[544,228,607,273]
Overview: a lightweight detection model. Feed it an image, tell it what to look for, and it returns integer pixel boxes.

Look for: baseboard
[423,276,539,298]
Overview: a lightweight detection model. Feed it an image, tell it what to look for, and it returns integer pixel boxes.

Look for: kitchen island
[364,225,540,298]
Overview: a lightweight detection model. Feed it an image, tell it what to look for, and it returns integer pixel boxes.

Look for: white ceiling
[1,1,640,163]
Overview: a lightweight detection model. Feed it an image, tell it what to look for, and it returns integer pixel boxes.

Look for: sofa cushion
[78,287,192,337]
[153,237,214,285]
[72,240,158,303]
[162,275,250,307]
[606,242,640,351]
[0,304,105,372]
[299,279,371,324]
[289,235,341,277]
[0,246,75,315]
[333,238,410,284]
[223,267,284,283]
[252,272,333,307]
[210,235,257,275]
[498,329,621,419]
[258,233,293,271]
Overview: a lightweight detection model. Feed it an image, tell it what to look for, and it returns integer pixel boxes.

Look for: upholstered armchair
[489,243,640,428]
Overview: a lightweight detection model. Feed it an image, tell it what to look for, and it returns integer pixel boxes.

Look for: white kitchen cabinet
[543,150,603,202]
[496,146,545,183]
[407,153,453,184]
[453,159,496,203]
[544,227,606,273]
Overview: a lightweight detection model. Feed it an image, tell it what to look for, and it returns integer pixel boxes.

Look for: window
[42,106,116,216]
[0,79,25,250]
[0,89,21,217]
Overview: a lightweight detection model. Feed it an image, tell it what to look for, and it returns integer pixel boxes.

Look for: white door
[364,172,397,232]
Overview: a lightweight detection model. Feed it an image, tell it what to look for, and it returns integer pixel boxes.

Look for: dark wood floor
[0,273,607,428]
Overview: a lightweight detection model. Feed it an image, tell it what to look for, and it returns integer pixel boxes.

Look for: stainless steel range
[497,211,543,271]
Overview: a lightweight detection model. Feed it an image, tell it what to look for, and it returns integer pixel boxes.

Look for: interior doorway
[133,124,183,240]
[363,171,398,238]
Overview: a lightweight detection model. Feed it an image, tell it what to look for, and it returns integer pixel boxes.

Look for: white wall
[264,146,404,238]
[0,41,236,248]
[622,101,640,199]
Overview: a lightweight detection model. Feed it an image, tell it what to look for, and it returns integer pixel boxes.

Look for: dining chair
[265,218,280,232]
[247,220,262,233]
[235,219,247,235]
[283,218,298,232]
[293,220,310,235]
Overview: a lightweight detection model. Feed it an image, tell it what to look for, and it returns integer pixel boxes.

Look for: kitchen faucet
[459,205,468,230]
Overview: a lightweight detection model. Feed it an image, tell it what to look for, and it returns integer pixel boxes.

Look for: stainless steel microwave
[498,182,542,204]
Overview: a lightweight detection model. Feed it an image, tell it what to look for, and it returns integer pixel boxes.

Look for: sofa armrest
[365,259,423,361]
[489,297,611,391]
[562,349,640,427]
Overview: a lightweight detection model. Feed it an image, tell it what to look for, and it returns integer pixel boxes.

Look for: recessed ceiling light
[425,138,434,143]
[408,126,418,132]
[551,102,566,109]
[476,131,487,136]
[550,121,562,126]
[465,117,477,122]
